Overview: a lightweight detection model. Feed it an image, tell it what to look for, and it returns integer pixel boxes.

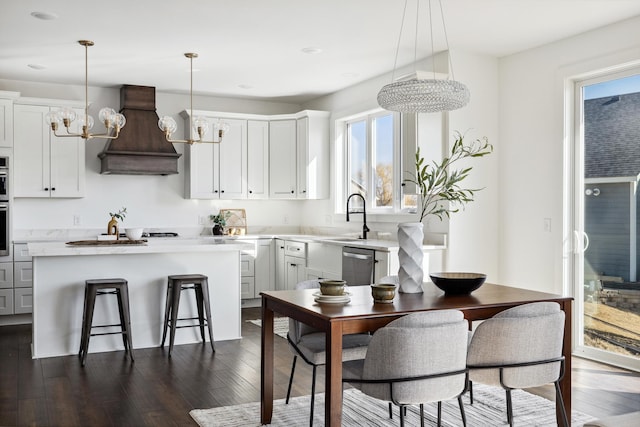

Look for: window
[345,110,400,212]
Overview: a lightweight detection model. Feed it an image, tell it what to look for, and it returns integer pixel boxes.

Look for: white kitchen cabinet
[13,103,85,198]
[274,239,286,291]
[269,119,297,199]
[296,112,330,199]
[285,256,306,290]
[184,117,247,199]
[247,120,269,199]
[240,239,274,299]
[14,288,32,314]
[0,92,18,148]
[0,262,13,289]
[0,289,13,315]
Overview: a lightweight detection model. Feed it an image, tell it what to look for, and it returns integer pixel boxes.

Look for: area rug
[190,383,596,426]
[247,317,289,339]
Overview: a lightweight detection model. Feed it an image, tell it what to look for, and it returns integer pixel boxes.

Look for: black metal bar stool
[79,278,134,366]
[161,274,215,357]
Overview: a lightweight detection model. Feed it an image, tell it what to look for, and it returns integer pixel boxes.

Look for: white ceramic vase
[397,222,424,293]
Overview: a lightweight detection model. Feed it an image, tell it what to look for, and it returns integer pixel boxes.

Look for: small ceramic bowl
[125,228,144,240]
[319,280,347,296]
[371,284,396,303]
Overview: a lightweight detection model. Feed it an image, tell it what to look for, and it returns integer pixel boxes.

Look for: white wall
[498,15,640,294]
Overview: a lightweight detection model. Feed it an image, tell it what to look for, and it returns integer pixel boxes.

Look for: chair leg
[399,405,405,427]
[469,380,474,404]
[554,380,570,427]
[389,402,393,419]
[118,285,134,362]
[168,281,182,357]
[420,403,425,427]
[80,287,96,367]
[437,401,442,427]
[458,395,467,427]
[506,389,513,427]
[285,356,297,404]
[310,365,317,427]
[194,285,206,342]
[160,280,172,348]
[199,279,216,352]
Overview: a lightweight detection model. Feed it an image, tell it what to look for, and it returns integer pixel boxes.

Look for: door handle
[343,252,372,260]
[573,230,590,253]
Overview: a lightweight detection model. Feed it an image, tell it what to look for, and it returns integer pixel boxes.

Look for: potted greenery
[405,131,493,222]
[209,211,230,235]
[397,131,492,293]
[107,207,127,238]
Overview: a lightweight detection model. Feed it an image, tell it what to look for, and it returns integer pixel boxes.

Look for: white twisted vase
[397,222,424,293]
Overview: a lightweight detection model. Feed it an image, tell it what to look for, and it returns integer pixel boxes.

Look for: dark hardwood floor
[0,307,638,426]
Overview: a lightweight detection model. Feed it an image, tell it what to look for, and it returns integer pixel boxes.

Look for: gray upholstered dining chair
[466,301,569,427]
[342,310,469,427]
[285,279,371,427]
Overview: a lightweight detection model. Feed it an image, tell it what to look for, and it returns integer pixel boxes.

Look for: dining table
[260,282,573,426]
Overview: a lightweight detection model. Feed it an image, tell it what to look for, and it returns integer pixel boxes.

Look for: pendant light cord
[390,0,409,83]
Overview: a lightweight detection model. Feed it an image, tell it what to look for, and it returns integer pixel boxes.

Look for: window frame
[342,109,403,215]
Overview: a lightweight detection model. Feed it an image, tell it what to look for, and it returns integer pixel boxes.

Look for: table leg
[326,320,343,426]
[260,301,275,425]
[559,300,572,425]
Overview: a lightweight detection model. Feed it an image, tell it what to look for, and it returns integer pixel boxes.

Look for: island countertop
[28,238,254,257]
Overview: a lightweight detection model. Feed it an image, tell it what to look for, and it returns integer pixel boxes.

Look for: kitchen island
[28,238,252,359]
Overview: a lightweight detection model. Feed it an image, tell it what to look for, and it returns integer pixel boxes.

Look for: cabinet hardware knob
[249,190,253,194]
[221,190,225,193]
[291,190,294,194]
[214,190,218,193]
[51,187,55,191]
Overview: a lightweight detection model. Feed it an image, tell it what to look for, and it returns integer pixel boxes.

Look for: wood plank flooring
[0,307,638,426]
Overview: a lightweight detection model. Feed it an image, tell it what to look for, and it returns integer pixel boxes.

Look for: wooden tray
[66,239,148,246]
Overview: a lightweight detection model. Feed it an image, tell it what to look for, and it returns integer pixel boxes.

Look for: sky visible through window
[584,74,640,99]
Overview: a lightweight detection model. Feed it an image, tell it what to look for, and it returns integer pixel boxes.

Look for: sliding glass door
[573,71,640,371]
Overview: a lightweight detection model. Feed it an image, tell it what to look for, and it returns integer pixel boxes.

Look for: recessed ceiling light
[30,11,58,20]
[238,84,253,90]
[341,72,360,79]
[27,64,47,70]
[301,47,323,54]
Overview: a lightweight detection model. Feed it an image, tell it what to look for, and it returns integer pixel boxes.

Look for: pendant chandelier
[45,40,126,140]
[377,0,470,113]
[158,53,229,145]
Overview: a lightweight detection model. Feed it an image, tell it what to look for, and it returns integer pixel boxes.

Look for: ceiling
[2,0,640,104]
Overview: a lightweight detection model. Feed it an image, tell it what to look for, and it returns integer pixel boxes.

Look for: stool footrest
[90,331,129,337]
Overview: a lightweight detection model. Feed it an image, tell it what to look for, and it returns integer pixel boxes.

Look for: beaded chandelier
[377,0,470,113]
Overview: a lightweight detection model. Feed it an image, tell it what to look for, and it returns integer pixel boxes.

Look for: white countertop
[28,238,253,257]
[21,233,446,256]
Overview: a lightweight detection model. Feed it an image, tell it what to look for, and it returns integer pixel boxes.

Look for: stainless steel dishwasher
[341,246,375,286]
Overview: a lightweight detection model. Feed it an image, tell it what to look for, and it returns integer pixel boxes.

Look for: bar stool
[79,278,134,367]
[161,274,215,357]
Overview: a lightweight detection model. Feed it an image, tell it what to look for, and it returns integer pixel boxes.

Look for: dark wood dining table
[260,282,573,426]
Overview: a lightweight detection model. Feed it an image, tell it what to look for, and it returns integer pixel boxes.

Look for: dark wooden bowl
[429,272,486,295]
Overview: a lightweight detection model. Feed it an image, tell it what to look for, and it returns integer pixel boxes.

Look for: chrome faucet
[346,193,370,239]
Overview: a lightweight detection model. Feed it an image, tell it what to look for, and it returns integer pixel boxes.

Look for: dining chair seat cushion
[467,302,564,389]
[291,332,371,365]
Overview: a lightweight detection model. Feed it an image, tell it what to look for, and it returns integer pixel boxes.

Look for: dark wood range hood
[98,85,181,175]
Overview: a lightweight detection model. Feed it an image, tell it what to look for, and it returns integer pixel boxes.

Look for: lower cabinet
[0,244,33,316]
[240,239,274,299]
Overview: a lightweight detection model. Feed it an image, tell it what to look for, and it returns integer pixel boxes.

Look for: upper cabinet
[247,120,269,199]
[296,111,329,199]
[0,91,19,149]
[183,110,329,201]
[13,102,85,198]
[270,111,330,200]
[269,119,297,199]
[184,115,247,199]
